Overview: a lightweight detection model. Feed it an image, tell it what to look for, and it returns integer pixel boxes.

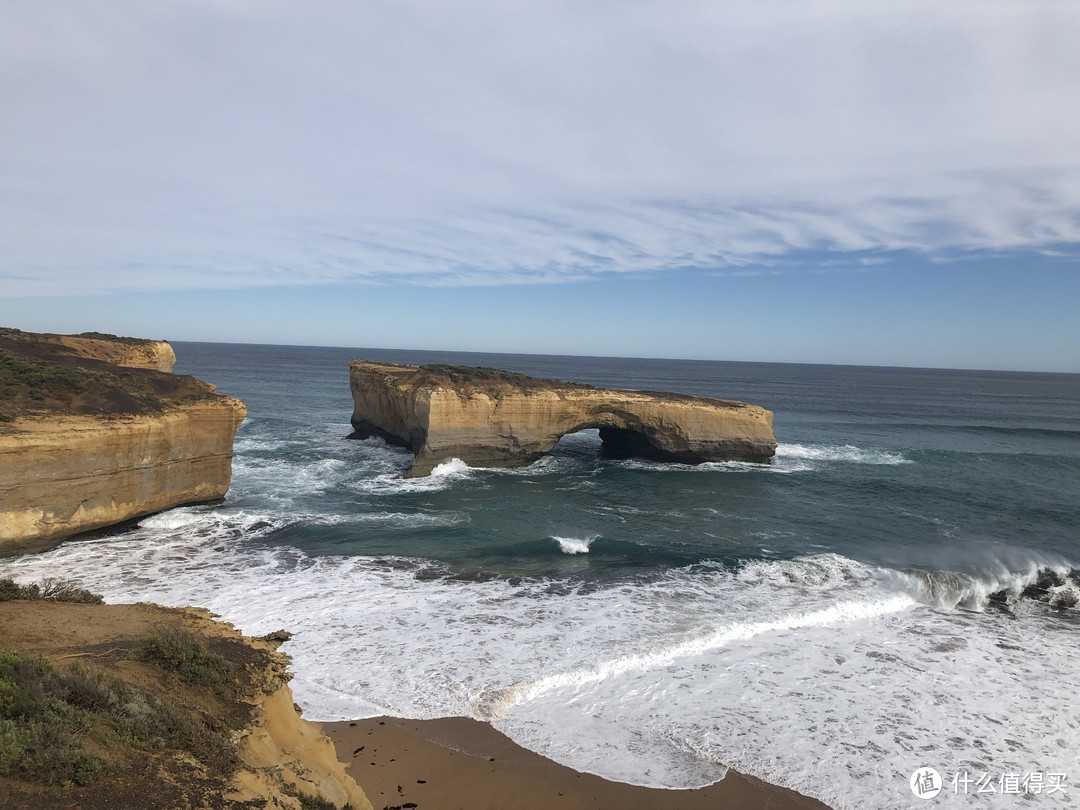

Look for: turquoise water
[4,343,1079,809]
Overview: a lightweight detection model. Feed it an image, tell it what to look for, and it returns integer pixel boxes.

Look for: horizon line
[167,337,1080,377]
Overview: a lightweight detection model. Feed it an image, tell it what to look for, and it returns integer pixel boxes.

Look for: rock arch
[349,361,776,477]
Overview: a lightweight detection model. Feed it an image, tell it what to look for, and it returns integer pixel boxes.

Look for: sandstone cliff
[53,332,176,372]
[0,328,246,554]
[0,328,176,372]
[0,596,372,809]
[350,361,776,476]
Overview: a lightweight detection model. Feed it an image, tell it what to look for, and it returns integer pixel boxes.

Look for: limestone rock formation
[350,361,776,477]
[52,332,176,371]
[0,328,246,553]
[1,328,176,371]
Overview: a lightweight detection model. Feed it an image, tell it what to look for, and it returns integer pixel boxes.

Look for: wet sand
[325,716,830,810]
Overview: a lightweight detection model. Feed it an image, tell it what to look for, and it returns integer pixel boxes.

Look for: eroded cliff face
[0,401,246,553]
[53,334,177,371]
[0,327,176,371]
[0,327,246,554]
[350,361,776,476]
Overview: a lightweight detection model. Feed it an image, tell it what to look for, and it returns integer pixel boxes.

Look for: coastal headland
[0,328,247,554]
[349,360,777,476]
[0,590,372,810]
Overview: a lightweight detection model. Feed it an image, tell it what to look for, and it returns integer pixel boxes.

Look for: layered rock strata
[0,328,246,553]
[350,360,776,476]
[52,332,177,371]
[0,328,176,371]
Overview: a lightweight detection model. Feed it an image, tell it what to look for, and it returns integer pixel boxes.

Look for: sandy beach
[325,716,829,810]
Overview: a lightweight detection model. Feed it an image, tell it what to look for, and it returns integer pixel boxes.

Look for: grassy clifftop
[0,582,364,809]
[0,328,214,425]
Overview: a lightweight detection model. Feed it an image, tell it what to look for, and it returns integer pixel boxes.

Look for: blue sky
[2,2,1078,371]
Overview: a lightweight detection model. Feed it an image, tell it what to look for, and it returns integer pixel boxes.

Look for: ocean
[3,342,1079,809]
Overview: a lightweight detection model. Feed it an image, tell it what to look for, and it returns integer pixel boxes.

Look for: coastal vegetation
[0,347,161,421]
[75,331,152,345]
[141,629,231,686]
[0,584,370,808]
[417,363,595,389]
[0,592,279,806]
[0,577,104,604]
[0,580,239,792]
[0,328,220,424]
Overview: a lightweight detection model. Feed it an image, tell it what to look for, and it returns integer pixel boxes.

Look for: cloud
[2,0,1079,296]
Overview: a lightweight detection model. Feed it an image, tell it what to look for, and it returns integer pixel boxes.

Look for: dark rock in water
[987,589,1011,606]
[250,520,273,532]
[261,629,293,644]
[1050,591,1078,610]
[1020,570,1065,601]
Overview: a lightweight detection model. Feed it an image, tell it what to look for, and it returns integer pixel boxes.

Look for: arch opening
[548,423,680,463]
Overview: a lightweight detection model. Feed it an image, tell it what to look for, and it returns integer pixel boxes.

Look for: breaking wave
[552,535,598,554]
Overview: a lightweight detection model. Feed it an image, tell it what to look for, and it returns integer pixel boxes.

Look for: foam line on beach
[473,594,916,720]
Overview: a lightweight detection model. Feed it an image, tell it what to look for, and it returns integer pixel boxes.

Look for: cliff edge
[350,360,776,476]
[0,328,246,554]
[0,591,372,809]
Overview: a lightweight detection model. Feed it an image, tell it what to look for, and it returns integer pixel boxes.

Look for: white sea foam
[351,457,479,494]
[605,443,909,475]
[352,511,467,528]
[3,540,1077,810]
[475,592,915,720]
[431,457,471,477]
[551,535,598,554]
[138,507,290,537]
[613,458,785,473]
[775,442,912,466]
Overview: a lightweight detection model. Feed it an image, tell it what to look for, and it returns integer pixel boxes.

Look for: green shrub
[72,753,105,785]
[0,716,30,775]
[142,631,230,686]
[75,332,146,345]
[296,792,338,810]
[0,649,104,784]
[0,578,103,604]
[0,645,238,785]
[0,580,24,601]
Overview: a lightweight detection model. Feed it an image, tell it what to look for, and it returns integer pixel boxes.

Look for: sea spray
[552,535,598,554]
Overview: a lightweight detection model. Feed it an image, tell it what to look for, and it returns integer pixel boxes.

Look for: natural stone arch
[349,361,776,477]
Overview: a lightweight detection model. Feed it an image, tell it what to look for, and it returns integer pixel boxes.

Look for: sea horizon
[167,338,1080,378]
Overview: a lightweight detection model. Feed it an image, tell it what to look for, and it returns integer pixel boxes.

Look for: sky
[1,1,1078,371]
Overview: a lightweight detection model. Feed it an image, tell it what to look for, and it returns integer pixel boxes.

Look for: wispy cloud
[2,1,1079,297]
